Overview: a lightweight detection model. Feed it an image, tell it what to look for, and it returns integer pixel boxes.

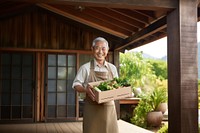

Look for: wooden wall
[0,7,120,122]
[0,7,104,50]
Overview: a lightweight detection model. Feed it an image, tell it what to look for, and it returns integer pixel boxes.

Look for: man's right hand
[86,85,95,101]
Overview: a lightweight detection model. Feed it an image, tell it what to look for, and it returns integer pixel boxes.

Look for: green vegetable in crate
[94,77,130,91]
[94,86,102,92]
[97,81,112,91]
[114,77,131,87]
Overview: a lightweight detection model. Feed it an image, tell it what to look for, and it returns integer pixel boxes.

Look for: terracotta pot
[146,111,163,127]
[156,102,168,114]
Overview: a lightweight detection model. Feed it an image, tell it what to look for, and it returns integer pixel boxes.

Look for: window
[46,54,76,119]
[0,53,35,121]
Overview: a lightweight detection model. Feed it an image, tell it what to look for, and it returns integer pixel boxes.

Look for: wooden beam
[77,7,134,34]
[36,53,40,122]
[16,0,178,10]
[37,3,128,38]
[110,8,149,25]
[115,16,167,50]
[92,7,144,29]
[124,32,166,51]
[167,0,198,132]
[86,8,139,31]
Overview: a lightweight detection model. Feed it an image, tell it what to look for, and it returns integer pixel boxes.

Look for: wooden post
[36,53,41,122]
[167,0,198,132]
[40,53,45,121]
[114,50,120,119]
[36,52,45,122]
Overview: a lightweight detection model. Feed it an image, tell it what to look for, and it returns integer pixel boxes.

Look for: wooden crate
[88,81,132,104]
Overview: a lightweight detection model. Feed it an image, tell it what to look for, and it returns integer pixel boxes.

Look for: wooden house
[0,0,199,132]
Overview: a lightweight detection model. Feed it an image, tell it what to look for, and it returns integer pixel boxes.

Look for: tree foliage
[119,51,167,93]
[120,52,155,90]
[147,59,167,80]
[120,51,168,128]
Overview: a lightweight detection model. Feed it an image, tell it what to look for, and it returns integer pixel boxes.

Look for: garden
[120,51,200,132]
[119,51,168,132]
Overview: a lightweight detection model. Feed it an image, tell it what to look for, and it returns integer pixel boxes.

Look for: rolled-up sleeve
[72,65,89,89]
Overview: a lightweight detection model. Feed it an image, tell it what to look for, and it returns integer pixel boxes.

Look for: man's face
[92,41,109,62]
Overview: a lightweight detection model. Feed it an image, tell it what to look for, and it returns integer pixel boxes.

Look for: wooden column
[114,50,120,74]
[114,50,120,119]
[35,52,45,122]
[167,0,198,132]
[36,53,41,122]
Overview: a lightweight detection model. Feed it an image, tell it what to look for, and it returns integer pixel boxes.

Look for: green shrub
[157,124,168,133]
[131,83,167,128]
[149,87,167,110]
[120,52,157,93]
[130,93,152,128]
[147,59,167,80]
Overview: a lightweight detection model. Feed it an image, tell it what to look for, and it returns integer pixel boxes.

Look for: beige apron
[83,60,119,133]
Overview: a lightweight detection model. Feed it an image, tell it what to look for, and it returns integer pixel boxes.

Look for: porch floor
[0,119,153,133]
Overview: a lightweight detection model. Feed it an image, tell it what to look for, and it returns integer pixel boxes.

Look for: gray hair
[92,37,109,48]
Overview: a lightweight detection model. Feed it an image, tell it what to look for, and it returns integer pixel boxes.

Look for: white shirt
[72,59,118,89]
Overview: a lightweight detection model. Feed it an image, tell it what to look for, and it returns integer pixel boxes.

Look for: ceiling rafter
[79,7,135,34]
[147,32,166,41]
[133,10,156,22]
[125,32,166,51]
[92,7,142,29]
[116,16,167,50]
[108,8,145,28]
[0,0,179,51]
[37,3,128,38]
[88,7,139,32]
[58,5,132,36]
[134,10,156,18]
[111,8,149,25]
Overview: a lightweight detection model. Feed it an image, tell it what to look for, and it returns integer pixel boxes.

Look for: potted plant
[149,87,167,111]
[131,85,167,128]
[157,124,168,133]
[157,80,168,114]
[146,86,167,127]
[130,93,153,128]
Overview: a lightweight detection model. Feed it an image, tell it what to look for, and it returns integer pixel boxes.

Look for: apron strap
[89,59,98,82]
[90,59,95,70]
[107,63,114,79]
[89,59,114,81]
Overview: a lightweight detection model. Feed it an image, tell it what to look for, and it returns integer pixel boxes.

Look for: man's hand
[86,85,95,101]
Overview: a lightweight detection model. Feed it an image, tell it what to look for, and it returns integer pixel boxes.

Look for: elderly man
[72,37,119,133]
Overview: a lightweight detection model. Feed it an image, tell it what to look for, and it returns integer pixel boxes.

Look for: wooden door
[45,54,76,121]
[0,52,35,122]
